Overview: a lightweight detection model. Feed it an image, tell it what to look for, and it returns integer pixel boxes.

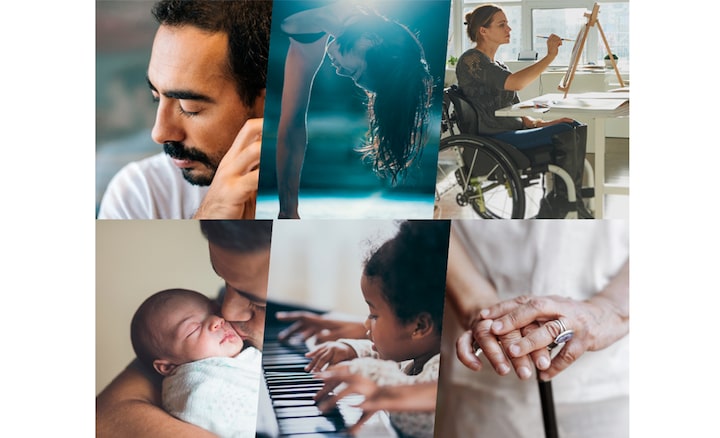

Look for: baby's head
[361,221,450,362]
[131,288,244,376]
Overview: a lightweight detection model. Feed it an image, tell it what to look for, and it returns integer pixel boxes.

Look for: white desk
[495,92,629,219]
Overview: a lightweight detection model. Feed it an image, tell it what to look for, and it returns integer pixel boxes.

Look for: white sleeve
[338,338,378,359]
[345,354,440,386]
[97,154,208,219]
[97,161,156,219]
[345,357,413,386]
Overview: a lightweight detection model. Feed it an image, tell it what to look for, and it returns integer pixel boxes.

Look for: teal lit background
[95,0,452,218]
[257,0,451,219]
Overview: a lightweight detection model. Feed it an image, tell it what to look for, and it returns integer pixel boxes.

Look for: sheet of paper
[576,91,630,100]
[551,98,628,110]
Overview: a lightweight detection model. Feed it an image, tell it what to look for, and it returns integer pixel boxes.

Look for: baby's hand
[305,341,358,372]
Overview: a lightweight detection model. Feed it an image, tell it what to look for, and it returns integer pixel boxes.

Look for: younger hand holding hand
[305,341,358,372]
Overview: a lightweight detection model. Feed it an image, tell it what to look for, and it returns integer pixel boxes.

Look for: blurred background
[96,219,400,394]
[96,0,452,218]
[95,0,158,215]
[266,220,400,314]
[256,0,450,218]
[96,220,221,394]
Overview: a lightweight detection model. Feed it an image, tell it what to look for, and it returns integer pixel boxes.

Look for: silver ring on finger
[472,340,483,358]
[547,319,574,350]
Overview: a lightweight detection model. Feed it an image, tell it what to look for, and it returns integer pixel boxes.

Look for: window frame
[449,0,629,67]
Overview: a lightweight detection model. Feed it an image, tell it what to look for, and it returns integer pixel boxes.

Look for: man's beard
[230,321,264,351]
[163,141,218,186]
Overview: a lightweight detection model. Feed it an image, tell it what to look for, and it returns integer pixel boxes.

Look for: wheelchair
[435,85,595,219]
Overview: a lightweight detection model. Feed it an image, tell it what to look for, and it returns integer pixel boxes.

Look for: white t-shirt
[437,220,630,438]
[97,153,208,219]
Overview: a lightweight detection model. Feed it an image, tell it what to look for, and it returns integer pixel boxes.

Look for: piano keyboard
[256,314,398,438]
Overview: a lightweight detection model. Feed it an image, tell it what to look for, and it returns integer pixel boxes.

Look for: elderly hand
[480,294,629,380]
[456,318,550,381]
[276,311,367,343]
[193,118,263,219]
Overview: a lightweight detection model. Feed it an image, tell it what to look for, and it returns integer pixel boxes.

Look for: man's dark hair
[152,0,272,106]
[200,220,273,252]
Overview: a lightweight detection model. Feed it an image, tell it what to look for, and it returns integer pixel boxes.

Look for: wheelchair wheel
[437,135,525,219]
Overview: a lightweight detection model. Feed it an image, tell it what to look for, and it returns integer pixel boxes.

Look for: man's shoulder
[102,153,178,185]
[98,153,208,219]
[128,357,164,389]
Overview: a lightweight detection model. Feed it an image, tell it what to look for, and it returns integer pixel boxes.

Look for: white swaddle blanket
[162,346,262,437]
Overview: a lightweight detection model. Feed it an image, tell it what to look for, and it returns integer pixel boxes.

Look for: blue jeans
[492,122,578,150]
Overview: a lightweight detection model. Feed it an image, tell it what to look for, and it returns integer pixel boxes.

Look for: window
[532,2,629,68]
[532,8,587,66]
[450,0,629,70]
[460,3,522,62]
[595,2,629,69]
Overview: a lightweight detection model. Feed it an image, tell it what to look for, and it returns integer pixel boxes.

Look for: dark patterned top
[456,48,523,134]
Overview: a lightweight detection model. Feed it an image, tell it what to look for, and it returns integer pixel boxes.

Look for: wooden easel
[558,3,625,97]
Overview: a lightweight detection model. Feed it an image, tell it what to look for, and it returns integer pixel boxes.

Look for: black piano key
[260,315,382,437]
[264,357,311,366]
[266,373,314,378]
[274,405,345,421]
[266,376,323,385]
[263,364,311,372]
[265,372,319,379]
[266,380,320,386]
[263,353,310,361]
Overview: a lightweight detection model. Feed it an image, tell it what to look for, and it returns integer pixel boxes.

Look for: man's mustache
[163,142,212,165]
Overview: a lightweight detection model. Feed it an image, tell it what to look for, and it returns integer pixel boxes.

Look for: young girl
[307,220,450,438]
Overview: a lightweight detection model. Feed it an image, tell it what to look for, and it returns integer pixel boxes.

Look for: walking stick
[538,320,574,438]
[538,378,559,438]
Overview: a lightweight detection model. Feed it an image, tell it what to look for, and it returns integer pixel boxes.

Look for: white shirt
[436,220,630,438]
[448,220,629,401]
[97,153,208,219]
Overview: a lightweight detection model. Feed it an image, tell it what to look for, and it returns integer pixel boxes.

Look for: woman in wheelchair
[275,2,433,219]
[455,4,592,218]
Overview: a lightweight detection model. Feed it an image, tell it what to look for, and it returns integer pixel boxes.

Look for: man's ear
[153,359,177,377]
[412,312,434,338]
[252,88,266,118]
